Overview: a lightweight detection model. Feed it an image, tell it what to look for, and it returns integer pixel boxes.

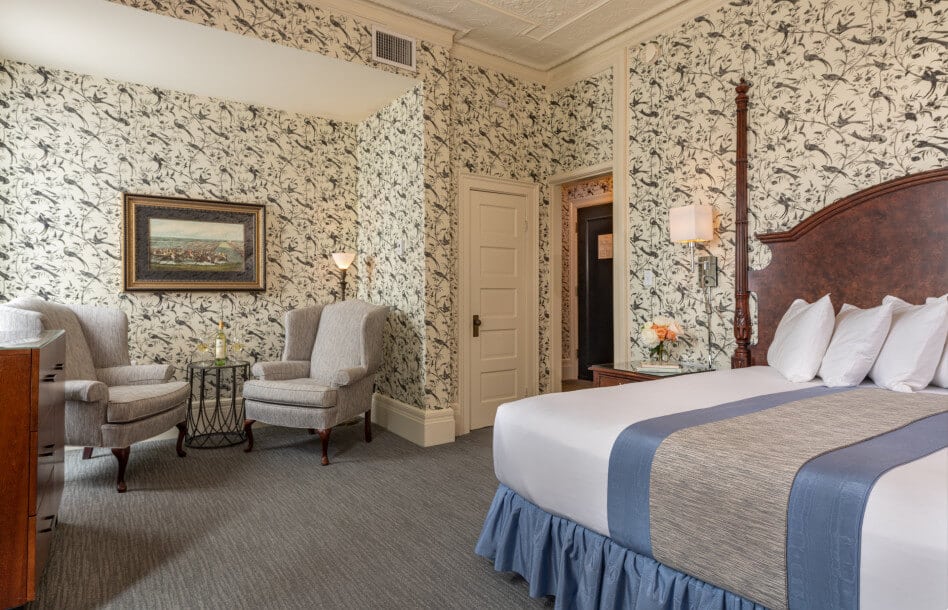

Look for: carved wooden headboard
[730,82,948,367]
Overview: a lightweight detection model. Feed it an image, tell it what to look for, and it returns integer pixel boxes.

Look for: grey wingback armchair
[4,297,189,492]
[242,299,388,465]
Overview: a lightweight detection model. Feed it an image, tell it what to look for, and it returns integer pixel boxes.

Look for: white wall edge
[611,49,632,364]
[372,392,455,447]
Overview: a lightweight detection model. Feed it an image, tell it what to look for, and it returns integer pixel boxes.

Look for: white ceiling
[0,0,418,122]
[366,0,708,70]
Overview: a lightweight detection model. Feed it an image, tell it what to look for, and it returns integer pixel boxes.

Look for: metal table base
[186,360,250,448]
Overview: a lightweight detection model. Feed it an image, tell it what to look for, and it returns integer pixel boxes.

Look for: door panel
[577,204,614,381]
[470,188,529,430]
[480,329,518,360]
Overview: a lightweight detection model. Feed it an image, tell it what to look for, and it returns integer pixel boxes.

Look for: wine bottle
[214,320,227,366]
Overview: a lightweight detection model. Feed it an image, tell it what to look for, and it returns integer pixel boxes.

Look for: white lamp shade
[331,252,356,270]
[669,204,714,243]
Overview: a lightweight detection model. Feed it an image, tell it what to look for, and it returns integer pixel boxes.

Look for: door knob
[473,314,482,338]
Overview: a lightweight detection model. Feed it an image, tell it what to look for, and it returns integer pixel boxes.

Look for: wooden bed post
[731,78,752,369]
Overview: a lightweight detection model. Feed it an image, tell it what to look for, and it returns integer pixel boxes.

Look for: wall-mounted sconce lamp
[331,252,356,301]
[669,204,717,370]
[669,204,713,271]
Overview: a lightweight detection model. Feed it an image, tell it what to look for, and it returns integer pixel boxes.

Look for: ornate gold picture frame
[123,194,266,291]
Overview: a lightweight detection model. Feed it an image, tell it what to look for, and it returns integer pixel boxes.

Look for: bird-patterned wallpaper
[357,87,427,407]
[12,0,933,413]
[0,59,358,374]
[627,0,947,368]
[551,69,614,177]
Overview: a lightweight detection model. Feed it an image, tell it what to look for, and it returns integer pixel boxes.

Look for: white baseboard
[562,358,578,380]
[371,393,455,447]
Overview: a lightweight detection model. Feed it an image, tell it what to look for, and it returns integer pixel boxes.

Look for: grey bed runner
[608,388,948,610]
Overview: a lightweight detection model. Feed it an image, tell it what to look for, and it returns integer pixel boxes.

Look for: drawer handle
[38,444,56,457]
[54,363,64,370]
[38,514,56,533]
[42,374,57,383]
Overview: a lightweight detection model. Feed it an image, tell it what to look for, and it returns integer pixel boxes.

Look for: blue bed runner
[787,411,948,609]
[606,386,848,556]
[605,386,948,610]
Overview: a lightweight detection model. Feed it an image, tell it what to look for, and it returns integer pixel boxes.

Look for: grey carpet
[29,423,548,609]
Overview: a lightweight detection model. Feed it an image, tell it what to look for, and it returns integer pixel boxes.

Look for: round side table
[186,359,251,448]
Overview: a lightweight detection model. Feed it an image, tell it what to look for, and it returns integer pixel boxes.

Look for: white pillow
[818,302,894,387]
[768,294,835,382]
[927,295,948,388]
[0,304,44,336]
[869,296,948,392]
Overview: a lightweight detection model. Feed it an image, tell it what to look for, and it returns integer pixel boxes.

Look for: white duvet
[492,366,948,610]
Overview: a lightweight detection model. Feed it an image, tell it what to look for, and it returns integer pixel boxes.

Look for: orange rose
[652,324,668,341]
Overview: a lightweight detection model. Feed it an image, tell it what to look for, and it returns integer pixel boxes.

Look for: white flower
[668,320,683,337]
[653,315,673,327]
[640,327,660,348]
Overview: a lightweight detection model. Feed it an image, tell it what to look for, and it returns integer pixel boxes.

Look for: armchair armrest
[331,366,368,387]
[65,379,108,403]
[96,364,174,387]
[251,360,310,381]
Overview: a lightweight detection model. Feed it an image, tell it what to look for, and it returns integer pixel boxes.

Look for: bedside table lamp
[331,252,356,300]
[669,204,717,370]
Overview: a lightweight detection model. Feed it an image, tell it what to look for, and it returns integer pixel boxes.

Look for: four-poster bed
[476,80,948,610]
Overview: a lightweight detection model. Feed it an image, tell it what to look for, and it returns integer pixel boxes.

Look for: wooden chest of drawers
[0,330,65,609]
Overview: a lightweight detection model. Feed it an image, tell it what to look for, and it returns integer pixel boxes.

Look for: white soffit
[364,0,727,71]
[0,0,418,122]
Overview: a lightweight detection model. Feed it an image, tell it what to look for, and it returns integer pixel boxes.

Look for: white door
[465,183,534,430]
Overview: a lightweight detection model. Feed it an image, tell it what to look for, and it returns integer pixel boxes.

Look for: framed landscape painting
[123,194,266,291]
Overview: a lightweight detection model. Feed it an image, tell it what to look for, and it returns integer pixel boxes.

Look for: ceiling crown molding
[451,44,549,86]
[549,0,728,90]
[309,0,457,49]
[311,0,729,93]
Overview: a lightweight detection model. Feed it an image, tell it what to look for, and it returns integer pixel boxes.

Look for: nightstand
[589,362,710,387]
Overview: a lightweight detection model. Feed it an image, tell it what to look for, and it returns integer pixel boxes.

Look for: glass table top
[188,359,251,370]
[595,361,712,376]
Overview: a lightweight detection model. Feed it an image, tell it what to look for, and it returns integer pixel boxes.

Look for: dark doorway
[577,203,614,380]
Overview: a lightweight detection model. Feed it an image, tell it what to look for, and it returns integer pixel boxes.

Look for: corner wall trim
[371,393,456,447]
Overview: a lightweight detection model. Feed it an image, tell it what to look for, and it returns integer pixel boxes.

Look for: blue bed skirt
[475,485,765,610]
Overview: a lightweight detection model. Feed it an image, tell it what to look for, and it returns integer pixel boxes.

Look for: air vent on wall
[372,26,416,72]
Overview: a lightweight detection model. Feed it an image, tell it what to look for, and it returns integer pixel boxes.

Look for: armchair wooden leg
[364,410,372,443]
[111,447,130,493]
[317,428,332,465]
[243,419,256,453]
[175,421,187,458]
[82,447,93,460]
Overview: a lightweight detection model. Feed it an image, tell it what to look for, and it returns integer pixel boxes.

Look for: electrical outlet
[644,269,654,287]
